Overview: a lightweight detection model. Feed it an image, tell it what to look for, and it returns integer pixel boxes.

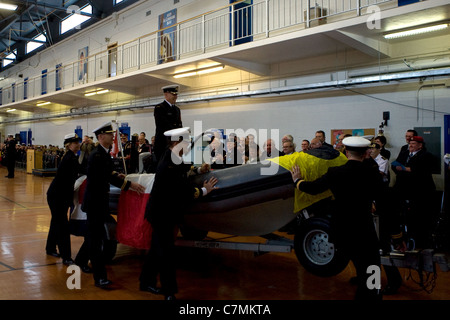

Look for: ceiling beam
[211,57,270,76]
[326,30,390,58]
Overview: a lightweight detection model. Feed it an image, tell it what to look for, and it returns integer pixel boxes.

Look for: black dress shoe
[165,295,176,300]
[95,279,112,288]
[78,265,93,273]
[140,284,162,295]
[63,258,74,265]
[46,251,60,258]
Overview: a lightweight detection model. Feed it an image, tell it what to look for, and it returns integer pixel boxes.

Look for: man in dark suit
[139,127,218,300]
[5,134,17,178]
[291,136,383,300]
[392,136,436,248]
[393,129,417,167]
[315,130,333,149]
[82,122,145,288]
[260,139,283,161]
[153,84,183,162]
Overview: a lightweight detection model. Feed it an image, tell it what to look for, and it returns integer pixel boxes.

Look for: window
[61,5,92,34]
[26,34,46,54]
[2,50,16,67]
[114,0,124,5]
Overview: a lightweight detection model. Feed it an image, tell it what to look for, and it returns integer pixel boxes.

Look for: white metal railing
[0,0,395,109]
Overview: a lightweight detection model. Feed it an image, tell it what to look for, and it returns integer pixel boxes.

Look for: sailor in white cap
[153,84,183,162]
[46,133,82,265]
[140,127,217,300]
[81,121,145,288]
[290,135,384,300]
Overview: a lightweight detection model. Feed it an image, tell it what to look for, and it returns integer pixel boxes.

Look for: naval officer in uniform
[46,133,82,264]
[291,136,383,300]
[153,84,183,163]
[140,127,218,300]
[82,122,145,288]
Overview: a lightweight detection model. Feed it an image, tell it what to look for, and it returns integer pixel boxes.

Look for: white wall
[6,83,447,189]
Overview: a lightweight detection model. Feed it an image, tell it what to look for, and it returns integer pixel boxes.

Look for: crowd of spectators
[0,141,65,170]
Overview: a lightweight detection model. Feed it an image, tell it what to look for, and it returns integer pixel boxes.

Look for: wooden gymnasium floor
[1,166,450,303]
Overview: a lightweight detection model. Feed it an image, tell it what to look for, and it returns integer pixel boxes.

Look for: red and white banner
[116,173,155,249]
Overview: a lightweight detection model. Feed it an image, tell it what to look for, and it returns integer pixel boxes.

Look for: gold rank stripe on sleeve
[391,232,403,239]
[194,188,201,199]
[120,179,129,190]
[295,179,304,190]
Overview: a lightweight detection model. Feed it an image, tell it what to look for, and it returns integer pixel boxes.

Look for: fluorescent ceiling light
[37,101,51,107]
[174,65,224,78]
[6,108,16,112]
[85,89,109,96]
[197,66,225,75]
[173,71,197,79]
[384,23,449,39]
[0,3,18,11]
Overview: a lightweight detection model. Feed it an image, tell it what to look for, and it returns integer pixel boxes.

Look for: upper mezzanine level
[0,0,449,123]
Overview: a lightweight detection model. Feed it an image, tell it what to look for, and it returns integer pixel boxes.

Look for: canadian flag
[110,129,119,158]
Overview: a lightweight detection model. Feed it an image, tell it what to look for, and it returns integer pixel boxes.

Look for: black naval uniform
[294,160,383,300]
[46,149,81,260]
[140,147,205,297]
[153,100,182,162]
[82,144,132,284]
[5,138,17,178]
[393,148,436,247]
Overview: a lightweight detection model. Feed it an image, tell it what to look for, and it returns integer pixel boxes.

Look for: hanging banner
[78,47,88,83]
[158,9,177,64]
[55,63,63,91]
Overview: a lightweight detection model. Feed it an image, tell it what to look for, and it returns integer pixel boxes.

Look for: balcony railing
[0,0,394,107]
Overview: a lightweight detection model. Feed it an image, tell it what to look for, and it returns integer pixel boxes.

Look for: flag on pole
[111,128,119,158]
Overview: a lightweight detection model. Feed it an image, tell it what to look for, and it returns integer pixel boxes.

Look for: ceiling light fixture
[384,23,449,39]
[0,3,18,11]
[174,65,224,78]
[85,89,110,96]
[36,101,51,107]
[6,108,16,112]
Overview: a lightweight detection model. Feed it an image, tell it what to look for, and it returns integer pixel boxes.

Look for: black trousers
[75,236,90,267]
[86,214,108,282]
[46,197,72,260]
[140,223,178,296]
[6,158,15,178]
[350,247,382,300]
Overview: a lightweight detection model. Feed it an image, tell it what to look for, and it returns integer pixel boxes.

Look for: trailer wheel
[294,217,349,277]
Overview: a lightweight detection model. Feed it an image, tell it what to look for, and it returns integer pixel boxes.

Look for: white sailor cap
[92,122,115,136]
[161,84,179,94]
[64,133,81,144]
[164,127,190,141]
[342,136,371,150]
